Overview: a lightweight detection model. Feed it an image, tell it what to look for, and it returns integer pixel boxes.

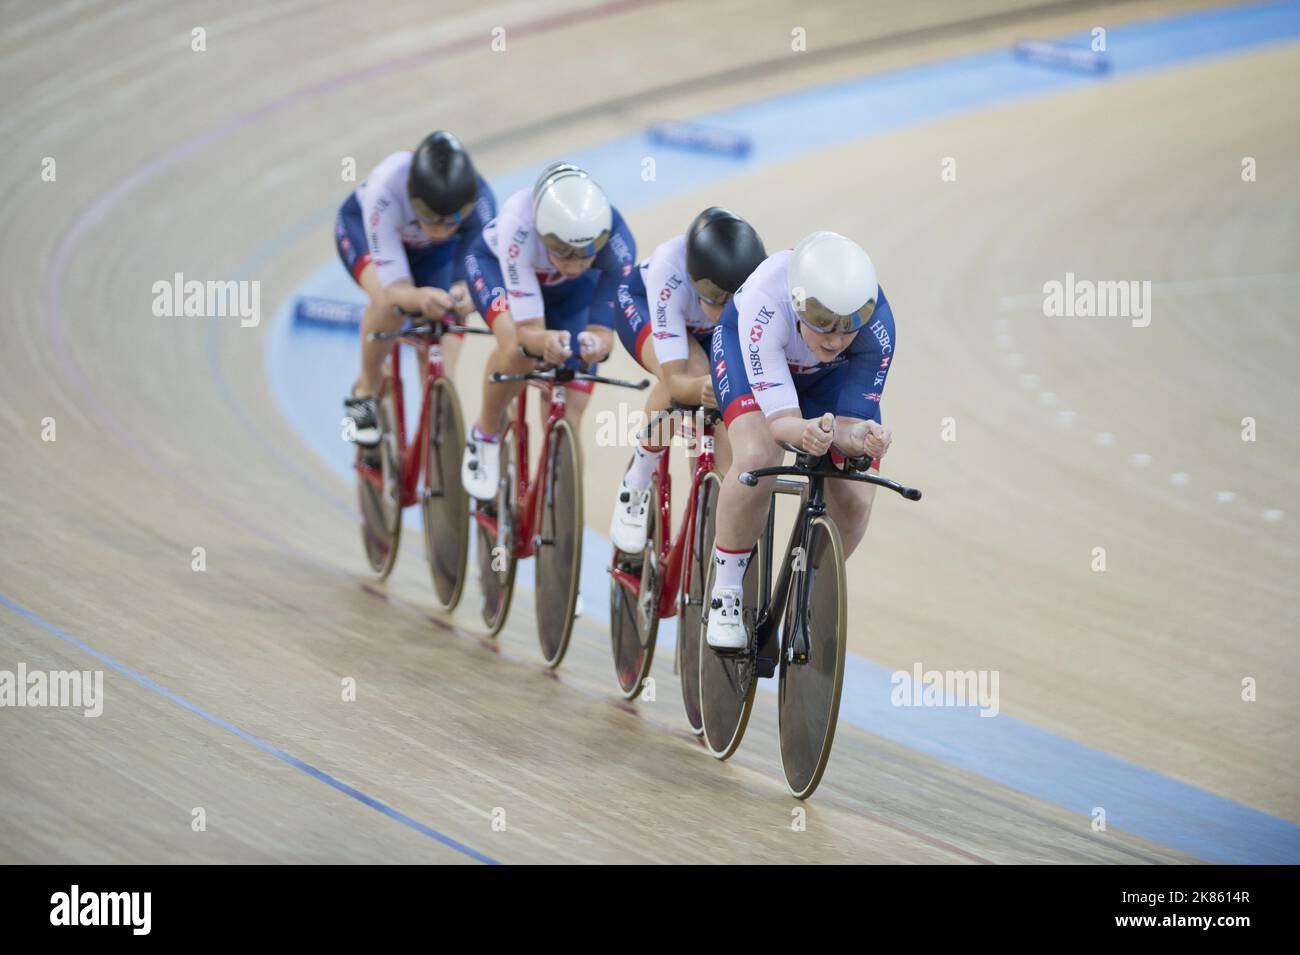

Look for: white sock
[624,442,665,489]
[472,425,498,444]
[711,545,751,592]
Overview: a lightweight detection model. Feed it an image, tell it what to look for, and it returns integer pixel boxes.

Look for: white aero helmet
[532,162,612,258]
[787,231,878,333]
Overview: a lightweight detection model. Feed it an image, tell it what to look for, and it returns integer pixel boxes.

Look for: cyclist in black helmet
[605,207,766,553]
[334,131,495,446]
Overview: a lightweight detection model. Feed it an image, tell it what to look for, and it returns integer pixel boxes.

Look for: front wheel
[778,514,848,800]
[534,418,582,668]
[422,377,469,610]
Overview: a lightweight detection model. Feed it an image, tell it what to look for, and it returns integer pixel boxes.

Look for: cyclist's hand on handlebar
[801,413,835,456]
[418,286,455,318]
[542,330,573,365]
[861,419,892,459]
[449,281,475,318]
[576,331,605,365]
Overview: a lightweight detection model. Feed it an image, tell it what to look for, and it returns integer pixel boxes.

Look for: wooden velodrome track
[2,0,1296,863]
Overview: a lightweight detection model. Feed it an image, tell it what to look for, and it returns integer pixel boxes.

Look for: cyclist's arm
[645,255,711,404]
[834,290,896,456]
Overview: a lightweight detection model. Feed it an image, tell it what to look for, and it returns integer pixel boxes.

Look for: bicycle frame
[357,338,443,507]
[358,315,491,507]
[472,381,569,561]
[608,407,718,621]
[741,454,922,678]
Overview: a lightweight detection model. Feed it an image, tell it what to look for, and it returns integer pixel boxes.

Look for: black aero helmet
[408,131,478,223]
[685,207,767,304]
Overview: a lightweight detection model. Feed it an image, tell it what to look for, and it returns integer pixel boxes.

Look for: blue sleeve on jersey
[587,208,638,329]
[457,174,497,254]
[838,286,896,423]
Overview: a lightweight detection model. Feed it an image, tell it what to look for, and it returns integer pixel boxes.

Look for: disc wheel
[356,382,402,579]
[534,418,582,668]
[778,514,848,800]
[609,470,661,699]
[475,422,518,635]
[677,470,721,735]
[697,490,762,759]
[422,377,469,610]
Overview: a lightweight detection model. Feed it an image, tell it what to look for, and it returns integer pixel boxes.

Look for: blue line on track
[0,592,500,865]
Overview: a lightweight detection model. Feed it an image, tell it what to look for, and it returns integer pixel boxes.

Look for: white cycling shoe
[461,435,500,501]
[609,480,651,553]
[706,587,747,650]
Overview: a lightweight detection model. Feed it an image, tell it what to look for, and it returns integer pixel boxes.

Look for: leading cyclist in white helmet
[459,161,637,500]
[704,231,897,650]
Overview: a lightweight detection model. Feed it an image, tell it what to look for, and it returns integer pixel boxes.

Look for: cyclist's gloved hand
[419,286,455,318]
[577,331,604,365]
[543,330,573,365]
[861,419,892,459]
[801,413,835,456]
[449,281,475,318]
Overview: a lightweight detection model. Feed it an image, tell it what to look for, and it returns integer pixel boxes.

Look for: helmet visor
[412,197,476,226]
[540,229,609,260]
[691,276,730,306]
[795,294,875,334]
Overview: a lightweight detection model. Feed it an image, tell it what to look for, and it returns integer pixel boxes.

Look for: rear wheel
[535,419,582,668]
[697,491,762,759]
[475,422,518,635]
[422,378,469,610]
[609,469,661,699]
[778,514,847,800]
[356,381,402,578]
[677,470,720,735]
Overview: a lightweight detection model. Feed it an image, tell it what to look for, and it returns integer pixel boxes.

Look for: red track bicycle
[474,347,647,667]
[608,401,733,726]
[356,312,490,608]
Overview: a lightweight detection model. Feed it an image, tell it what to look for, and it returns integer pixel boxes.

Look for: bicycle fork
[752,475,824,678]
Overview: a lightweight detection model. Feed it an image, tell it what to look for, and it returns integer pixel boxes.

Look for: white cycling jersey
[480,188,572,323]
[355,152,436,288]
[641,234,715,366]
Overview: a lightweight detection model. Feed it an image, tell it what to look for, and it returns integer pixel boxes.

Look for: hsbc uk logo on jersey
[869,318,893,389]
[618,285,643,334]
[747,306,775,376]
[711,328,730,405]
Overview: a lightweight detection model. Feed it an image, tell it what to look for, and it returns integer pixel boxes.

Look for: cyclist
[705,231,896,650]
[460,161,636,500]
[606,207,766,554]
[335,131,495,446]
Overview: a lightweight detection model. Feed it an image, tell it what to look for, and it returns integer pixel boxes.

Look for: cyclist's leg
[821,367,883,554]
[547,272,601,431]
[335,196,404,397]
[709,324,781,574]
[683,331,731,474]
[356,264,404,396]
[825,476,876,555]
[410,245,465,380]
[480,314,533,434]
[462,247,531,435]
